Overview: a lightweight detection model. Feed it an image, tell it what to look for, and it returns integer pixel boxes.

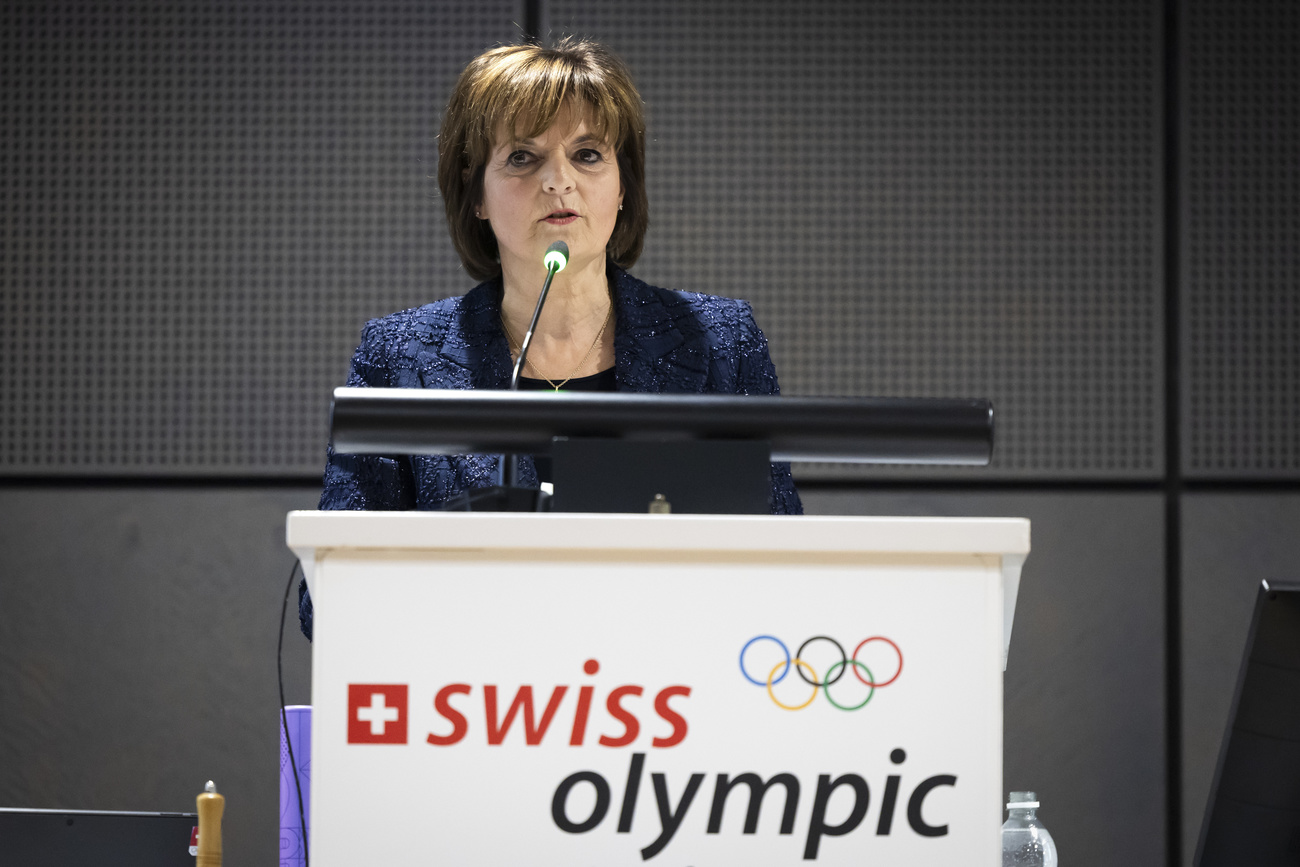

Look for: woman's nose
[540,155,575,194]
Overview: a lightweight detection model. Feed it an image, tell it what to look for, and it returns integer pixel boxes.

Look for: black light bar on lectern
[329,388,993,465]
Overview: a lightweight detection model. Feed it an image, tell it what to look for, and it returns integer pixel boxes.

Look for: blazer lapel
[612,267,708,394]
[419,278,512,390]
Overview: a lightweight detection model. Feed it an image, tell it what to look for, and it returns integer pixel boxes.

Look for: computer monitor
[1195,580,1300,865]
[329,389,994,464]
[0,808,198,866]
[327,389,995,513]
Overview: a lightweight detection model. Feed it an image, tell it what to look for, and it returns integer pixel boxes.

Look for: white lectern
[287,511,1028,866]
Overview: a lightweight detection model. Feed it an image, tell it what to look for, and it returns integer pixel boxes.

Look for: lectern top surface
[286,511,1029,557]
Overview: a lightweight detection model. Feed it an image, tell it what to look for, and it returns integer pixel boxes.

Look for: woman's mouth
[543,210,579,225]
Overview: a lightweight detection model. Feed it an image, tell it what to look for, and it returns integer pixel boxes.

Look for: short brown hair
[438,37,648,282]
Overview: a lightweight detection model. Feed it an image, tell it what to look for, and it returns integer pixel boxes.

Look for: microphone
[504,241,569,489]
[510,241,569,390]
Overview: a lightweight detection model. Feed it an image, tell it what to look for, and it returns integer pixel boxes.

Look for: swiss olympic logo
[739,635,903,710]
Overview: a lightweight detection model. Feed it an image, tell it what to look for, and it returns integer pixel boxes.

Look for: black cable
[279,559,309,867]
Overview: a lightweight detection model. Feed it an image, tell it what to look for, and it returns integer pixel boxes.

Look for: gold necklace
[501,301,613,391]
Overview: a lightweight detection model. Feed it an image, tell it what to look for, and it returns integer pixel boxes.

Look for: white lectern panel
[288,512,1028,866]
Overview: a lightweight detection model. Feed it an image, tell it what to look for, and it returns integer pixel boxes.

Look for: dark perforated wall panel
[0,2,517,475]
[549,0,1163,478]
[2,1,1162,479]
[1184,1,1300,478]
[0,487,318,866]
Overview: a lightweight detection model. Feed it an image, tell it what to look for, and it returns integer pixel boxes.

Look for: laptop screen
[0,808,198,866]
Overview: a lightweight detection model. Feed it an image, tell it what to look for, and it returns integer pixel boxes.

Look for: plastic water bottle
[1001,791,1058,866]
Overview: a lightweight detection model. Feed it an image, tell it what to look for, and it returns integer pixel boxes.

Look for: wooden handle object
[196,780,224,867]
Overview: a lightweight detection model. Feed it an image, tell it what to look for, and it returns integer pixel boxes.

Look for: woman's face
[479,103,623,279]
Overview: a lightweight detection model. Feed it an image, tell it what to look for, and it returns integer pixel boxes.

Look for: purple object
[279,705,311,867]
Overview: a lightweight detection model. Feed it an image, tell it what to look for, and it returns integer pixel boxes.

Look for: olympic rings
[852,636,903,687]
[795,636,847,687]
[823,660,874,711]
[766,659,819,710]
[739,635,790,686]
[739,634,903,711]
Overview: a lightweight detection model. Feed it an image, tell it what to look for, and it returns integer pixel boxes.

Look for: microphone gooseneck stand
[445,241,569,512]
[504,241,568,488]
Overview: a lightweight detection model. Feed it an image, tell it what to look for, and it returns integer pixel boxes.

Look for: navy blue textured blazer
[301,266,802,637]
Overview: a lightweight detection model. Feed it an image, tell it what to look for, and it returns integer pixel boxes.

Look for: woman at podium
[303,38,802,636]
[318,37,801,515]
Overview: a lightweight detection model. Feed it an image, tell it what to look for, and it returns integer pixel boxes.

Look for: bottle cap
[1007,790,1040,809]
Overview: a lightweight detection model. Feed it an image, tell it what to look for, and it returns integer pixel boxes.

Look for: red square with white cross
[347,684,408,744]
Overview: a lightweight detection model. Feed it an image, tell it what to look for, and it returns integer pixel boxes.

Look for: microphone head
[542,241,569,273]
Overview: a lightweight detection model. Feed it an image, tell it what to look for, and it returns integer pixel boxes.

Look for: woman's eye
[575,148,604,164]
[506,150,532,168]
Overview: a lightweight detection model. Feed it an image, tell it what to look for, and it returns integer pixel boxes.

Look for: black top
[516,367,617,393]
[516,367,617,482]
